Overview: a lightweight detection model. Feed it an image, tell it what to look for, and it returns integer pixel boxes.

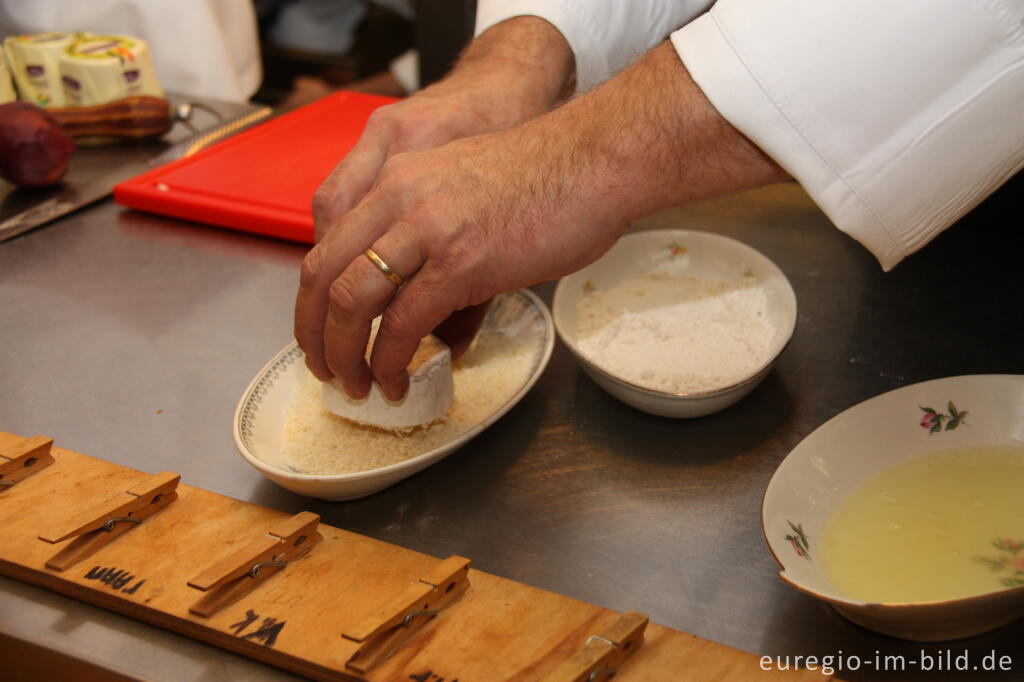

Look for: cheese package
[3,32,78,107]
[0,50,15,103]
[59,35,162,107]
[321,323,454,431]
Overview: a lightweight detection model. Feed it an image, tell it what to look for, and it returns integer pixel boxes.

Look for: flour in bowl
[576,271,776,394]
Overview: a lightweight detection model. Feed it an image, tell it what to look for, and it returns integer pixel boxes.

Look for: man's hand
[296,43,787,401]
[295,120,630,400]
[309,16,575,242]
[297,16,573,385]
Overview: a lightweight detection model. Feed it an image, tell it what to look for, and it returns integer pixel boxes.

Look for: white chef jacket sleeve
[475,0,712,92]
[672,0,1024,270]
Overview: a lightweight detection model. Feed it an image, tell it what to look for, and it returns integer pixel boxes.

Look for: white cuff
[673,15,900,269]
[673,4,1024,271]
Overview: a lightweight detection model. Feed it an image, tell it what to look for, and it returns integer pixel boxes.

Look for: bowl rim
[761,373,1024,609]
[552,228,798,399]
[232,288,556,483]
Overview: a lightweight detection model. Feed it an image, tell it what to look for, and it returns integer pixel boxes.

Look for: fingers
[322,229,425,398]
[370,263,473,400]
[311,102,463,243]
[432,301,492,359]
[294,201,395,382]
[297,91,526,400]
[311,117,390,243]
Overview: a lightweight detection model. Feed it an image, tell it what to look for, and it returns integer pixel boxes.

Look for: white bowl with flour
[553,229,796,418]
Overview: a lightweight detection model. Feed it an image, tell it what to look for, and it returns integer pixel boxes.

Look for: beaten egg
[822,444,1024,603]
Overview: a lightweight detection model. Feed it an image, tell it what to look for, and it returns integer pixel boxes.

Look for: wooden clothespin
[0,435,55,491]
[542,610,649,682]
[188,511,321,618]
[39,471,180,572]
[343,555,471,674]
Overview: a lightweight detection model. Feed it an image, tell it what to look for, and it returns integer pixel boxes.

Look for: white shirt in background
[476,0,1024,270]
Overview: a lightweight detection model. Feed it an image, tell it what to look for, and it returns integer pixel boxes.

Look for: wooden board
[0,431,829,681]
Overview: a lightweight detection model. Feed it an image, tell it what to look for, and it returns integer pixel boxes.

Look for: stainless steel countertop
[1,176,1022,681]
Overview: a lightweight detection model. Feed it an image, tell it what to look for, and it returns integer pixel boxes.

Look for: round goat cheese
[321,331,453,431]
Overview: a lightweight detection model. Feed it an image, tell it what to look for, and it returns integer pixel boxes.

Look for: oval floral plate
[234,289,554,501]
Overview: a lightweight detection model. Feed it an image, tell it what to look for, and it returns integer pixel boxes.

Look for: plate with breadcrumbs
[233,289,554,500]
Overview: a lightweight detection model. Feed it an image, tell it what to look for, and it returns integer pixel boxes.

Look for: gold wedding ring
[364,248,405,286]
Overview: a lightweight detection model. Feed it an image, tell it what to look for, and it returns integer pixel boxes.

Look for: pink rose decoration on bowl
[976,538,1024,589]
[919,401,968,434]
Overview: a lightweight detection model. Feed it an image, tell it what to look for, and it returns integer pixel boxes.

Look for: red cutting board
[114,92,398,243]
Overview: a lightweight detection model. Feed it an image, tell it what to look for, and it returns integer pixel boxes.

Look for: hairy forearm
[451,16,575,120]
[519,42,787,219]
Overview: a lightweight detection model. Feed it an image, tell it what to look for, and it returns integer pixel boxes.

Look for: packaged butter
[59,35,163,107]
[3,32,78,107]
[0,50,16,104]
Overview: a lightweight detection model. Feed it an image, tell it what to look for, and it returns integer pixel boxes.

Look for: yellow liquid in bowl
[822,445,1024,603]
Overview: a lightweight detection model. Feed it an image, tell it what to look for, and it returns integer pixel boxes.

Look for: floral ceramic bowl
[552,229,796,418]
[763,374,1024,640]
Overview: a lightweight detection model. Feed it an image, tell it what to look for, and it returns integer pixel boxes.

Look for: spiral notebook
[114,91,398,243]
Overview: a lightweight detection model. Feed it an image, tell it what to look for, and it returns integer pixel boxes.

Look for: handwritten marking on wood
[83,565,146,595]
[228,608,287,648]
[408,671,459,682]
